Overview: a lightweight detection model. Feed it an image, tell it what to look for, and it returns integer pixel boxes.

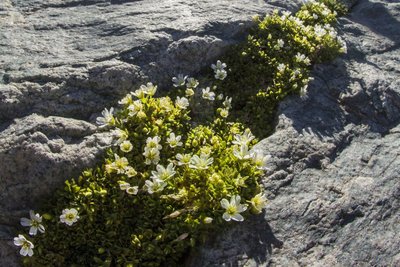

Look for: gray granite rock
[187,0,400,266]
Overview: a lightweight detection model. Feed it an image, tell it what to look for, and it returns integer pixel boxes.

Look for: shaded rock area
[1,0,399,266]
[187,0,400,266]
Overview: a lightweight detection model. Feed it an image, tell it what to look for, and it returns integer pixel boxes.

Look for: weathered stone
[187,0,400,266]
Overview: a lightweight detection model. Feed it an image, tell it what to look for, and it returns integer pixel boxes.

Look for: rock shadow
[351,0,400,45]
[185,214,282,266]
[278,0,400,138]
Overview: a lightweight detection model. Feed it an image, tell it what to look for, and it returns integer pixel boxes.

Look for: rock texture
[1,0,399,266]
[187,0,400,266]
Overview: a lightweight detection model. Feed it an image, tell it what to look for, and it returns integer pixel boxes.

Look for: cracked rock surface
[1,0,399,266]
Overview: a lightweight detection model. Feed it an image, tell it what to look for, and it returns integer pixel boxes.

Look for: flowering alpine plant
[15,59,269,267]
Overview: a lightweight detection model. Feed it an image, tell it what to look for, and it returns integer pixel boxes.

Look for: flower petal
[20,247,28,256]
[238,204,248,213]
[38,224,45,233]
[14,237,24,246]
[27,248,34,257]
[29,226,38,236]
[220,199,229,209]
[222,213,231,221]
[20,218,31,227]
[231,213,244,222]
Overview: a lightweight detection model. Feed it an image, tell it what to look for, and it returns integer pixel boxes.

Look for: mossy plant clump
[214,0,347,137]
[15,78,269,266]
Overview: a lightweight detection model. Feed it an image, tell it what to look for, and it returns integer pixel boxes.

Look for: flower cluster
[14,208,79,257]
[215,0,346,137]
[17,58,269,266]
[211,60,227,80]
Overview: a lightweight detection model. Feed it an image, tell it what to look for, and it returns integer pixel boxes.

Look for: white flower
[13,235,34,257]
[203,217,213,224]
[126,186,139,195]
[219,108,229,118]
[281,10,292,20]
[96,107,115,127]
[220,195,247,222]
[124,166,138,177]
[217,94,224,101]
[127,100,143,117]
[232,129,255,146]
[250,193,268,213]
[186,77,199,88]
[167,132,183,148]
[312,13,319,20]
[214,69,227,80]
[119,181,131,191]
[176,153,191,166]
[151,163,176,180]
[321,9,330,17]
[113,154,129,174]
[314,24,327,38]
[328,30,337,39]
[291,17,304,26]
[189,153,214,170]
[277,63,286,73]
[144,179,167,194]
[172,74,187,87]
[277,39,285,48]
[60,208,79,226]
[185,88,195,97]
[202,87,215,101]
[146,136,162,150]
[233,144,254,160]
[252,152,272,170]
[159,97,174,112]
[223,96,232,109]
[105,162,114,174]
[175,96,189,110]
[114,128,129,144]
[132,88,145,99]
[211,60,227,71]
[143,147,160,165]
[118,94,132,105]
[118,181,138,195]
[295,53,311,66]
[20,210,45,236]
[120,140,133,153]
[140,82,157,96]
[300,84,309,99]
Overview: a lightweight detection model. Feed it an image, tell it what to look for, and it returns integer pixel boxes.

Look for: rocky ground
[1,0,399,266]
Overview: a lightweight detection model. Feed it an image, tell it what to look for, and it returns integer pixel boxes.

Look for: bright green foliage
[215,0,347,137]
[19,83,266,266]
